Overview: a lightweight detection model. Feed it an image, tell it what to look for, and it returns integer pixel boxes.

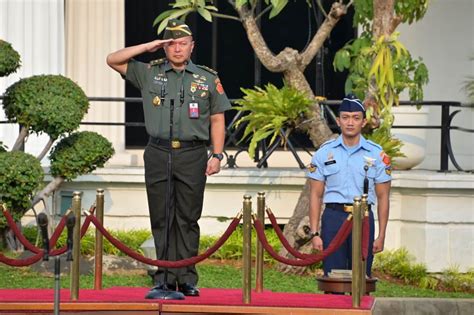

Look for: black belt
[325,203,371,213]
[149,137,206,149]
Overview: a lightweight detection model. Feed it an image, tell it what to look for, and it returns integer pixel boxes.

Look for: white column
[0,0,64,160]
[65,0,128,165]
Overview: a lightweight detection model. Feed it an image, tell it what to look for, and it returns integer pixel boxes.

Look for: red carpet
[0,287,374,310]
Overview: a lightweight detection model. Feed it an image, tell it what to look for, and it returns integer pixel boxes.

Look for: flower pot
[391,106,429,170]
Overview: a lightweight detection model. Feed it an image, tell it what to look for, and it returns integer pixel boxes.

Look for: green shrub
[23,225,151,256]
[0,40,21,77]
[0,152,43,228]
[200,225,282,264]
[49,131,115,180]
[440,266,474,292]
[2,75,89,139]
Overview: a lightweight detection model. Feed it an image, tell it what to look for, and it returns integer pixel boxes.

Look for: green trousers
[144,142,207,285]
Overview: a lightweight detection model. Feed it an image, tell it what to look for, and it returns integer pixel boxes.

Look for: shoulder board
[367,140,382,150]
[196,64,218,75]
[149,58,166,66]
[320,138,336,148]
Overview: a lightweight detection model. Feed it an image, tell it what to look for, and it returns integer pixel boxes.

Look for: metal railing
[1,96,472,172]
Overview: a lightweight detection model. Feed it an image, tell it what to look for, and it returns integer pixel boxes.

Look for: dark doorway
[124,0,355,148]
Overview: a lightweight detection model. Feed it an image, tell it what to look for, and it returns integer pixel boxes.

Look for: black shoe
[178,283,200,296]
[152,281,176,291]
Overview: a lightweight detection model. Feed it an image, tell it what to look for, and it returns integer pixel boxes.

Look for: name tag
[324,160,336,166]
[188,102,199,119]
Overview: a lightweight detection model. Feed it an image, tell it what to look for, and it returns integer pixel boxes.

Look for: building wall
[399,0,474,171]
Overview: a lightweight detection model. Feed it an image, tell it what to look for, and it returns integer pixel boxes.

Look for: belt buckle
[171,140,181,149]
[343,205,353,213]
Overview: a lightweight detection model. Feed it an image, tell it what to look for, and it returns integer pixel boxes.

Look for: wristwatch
[212,153,224,161]
[309,231,320,239]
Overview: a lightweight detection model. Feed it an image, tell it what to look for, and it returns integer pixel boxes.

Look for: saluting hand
[312,236,323,252]
[206,158,221,176]
[146,39,173,53]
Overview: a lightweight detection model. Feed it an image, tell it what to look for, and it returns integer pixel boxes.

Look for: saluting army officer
[307,96,391,278]
[107,19,231,296]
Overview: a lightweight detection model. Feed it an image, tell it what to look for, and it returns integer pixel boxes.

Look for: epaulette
[367,140,382,150]
[196,64,218,75]
[149,58,166,66]
[320,138,336,148]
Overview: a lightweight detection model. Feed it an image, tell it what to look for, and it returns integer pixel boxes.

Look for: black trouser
[143,142,207,285]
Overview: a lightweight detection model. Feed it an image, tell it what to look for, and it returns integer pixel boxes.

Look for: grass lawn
[0,262,472,299]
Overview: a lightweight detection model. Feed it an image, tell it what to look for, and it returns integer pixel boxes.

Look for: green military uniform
[125,55,231,286]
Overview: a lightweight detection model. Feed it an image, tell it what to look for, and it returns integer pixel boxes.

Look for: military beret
[163,19,192,40]
[339,95,365,115]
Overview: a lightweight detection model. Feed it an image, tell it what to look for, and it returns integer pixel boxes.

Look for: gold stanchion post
[242,194,252,304]
[352,196,362,308]
[70,191,82,300]
[94,188,105,290]
[255,192,265,293]
[360,194,369,297]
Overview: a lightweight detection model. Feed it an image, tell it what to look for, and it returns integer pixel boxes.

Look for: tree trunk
[3,221,24,252]
[31,176,65,211]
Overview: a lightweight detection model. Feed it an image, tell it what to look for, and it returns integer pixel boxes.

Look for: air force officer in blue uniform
[308,96,392,277]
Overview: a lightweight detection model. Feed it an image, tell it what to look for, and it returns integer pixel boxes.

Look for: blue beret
[339,96,365,114]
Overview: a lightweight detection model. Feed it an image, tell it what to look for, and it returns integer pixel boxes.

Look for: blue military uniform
[307,97,392,277]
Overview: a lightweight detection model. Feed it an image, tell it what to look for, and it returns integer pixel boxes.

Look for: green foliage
[2,75,89,139]
[334,32,429,124]
[23,226,151,256]
[199,226,281,264]
[373,248,438,289]
[49,131,115,181]
[0,39,21,77]
[353,0,429,32]
[0,152,43,228]
[463,55,474,102]
[364,126,405,161]
[440,266,474,292]
[153,0,218,34]
[233,83,313,158]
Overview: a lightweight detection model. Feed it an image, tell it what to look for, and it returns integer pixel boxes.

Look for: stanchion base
[145,289,185,300]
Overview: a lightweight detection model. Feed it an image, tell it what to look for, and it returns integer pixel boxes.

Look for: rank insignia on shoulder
[307,163,317,173]
[149,58,166,66]
[197,64,217,75]
[385,165,392,175]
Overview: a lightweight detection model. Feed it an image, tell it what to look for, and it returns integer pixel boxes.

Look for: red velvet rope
[0,251,43,267]
[87,213,241,268]
[253,218,353,266]
[266,209,313,259]
[0,206,95,266]
[2,208,42,253]
[361,215,370,260]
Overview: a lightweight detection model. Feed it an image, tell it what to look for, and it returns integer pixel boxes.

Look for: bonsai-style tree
[0,40,115,251]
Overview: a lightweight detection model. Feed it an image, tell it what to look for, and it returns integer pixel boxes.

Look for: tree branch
[316,0,328,19]
[235,4,287,72]
[299,2,348,70]
[255,5,272,21]
[11,126,28,151]
[211,12,241,22]
[31,176,65,208]
[37,137,54,161]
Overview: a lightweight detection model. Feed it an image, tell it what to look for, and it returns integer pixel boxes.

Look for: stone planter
[391,106,429,170]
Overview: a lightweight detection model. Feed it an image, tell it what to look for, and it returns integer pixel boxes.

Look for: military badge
[193,74,200,79]
[307,163,317,173]
[364,156,376,167]
[380,151,391,166]
[215,78,225,95]
[385,165,392,175]
[200,91,208,98]
[153,96,161,106]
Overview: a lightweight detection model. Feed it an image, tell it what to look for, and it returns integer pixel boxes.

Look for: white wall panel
[0,0,64,160]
